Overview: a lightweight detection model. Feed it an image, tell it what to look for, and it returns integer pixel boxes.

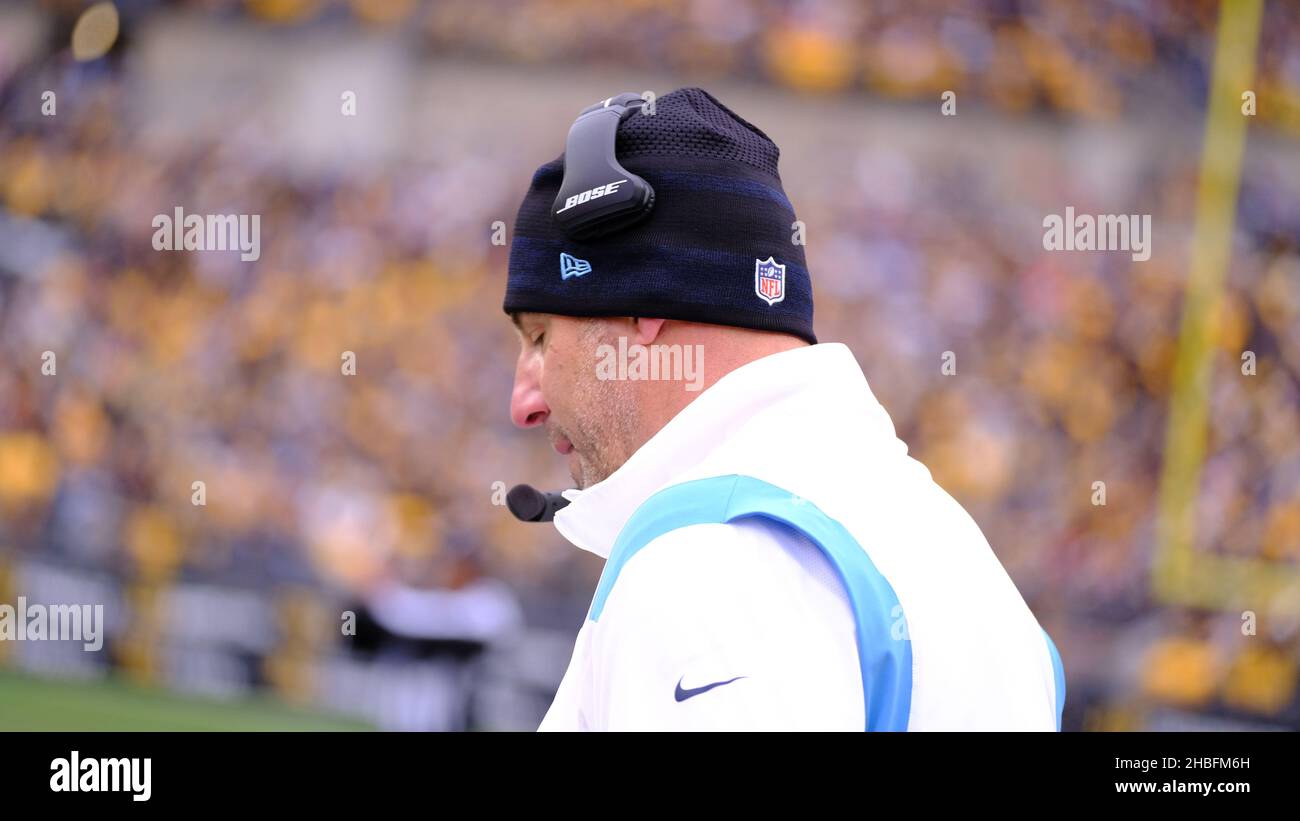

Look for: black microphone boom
[506,484,572,523]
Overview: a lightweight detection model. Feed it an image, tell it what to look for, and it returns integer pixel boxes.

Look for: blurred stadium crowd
[0,0,1298,730]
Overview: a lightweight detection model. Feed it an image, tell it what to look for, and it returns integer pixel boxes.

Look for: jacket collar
[552,342,884,559]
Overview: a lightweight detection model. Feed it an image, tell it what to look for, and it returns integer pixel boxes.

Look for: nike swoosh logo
[674,675,747,702]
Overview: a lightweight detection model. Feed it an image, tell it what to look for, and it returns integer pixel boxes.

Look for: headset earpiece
[552,93,656,241]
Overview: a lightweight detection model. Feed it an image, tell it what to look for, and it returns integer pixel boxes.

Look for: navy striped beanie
[503,88,816,345]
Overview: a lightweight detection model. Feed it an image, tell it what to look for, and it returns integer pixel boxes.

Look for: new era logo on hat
[560,252,592,280]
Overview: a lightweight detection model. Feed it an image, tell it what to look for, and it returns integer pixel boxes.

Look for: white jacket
[540,342,1064,731]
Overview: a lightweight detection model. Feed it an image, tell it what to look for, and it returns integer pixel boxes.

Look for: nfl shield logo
[754,257,785,306]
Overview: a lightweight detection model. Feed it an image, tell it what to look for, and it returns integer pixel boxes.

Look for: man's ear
[631,317,667,345]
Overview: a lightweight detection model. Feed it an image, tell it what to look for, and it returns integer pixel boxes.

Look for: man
[504,88,1064,731]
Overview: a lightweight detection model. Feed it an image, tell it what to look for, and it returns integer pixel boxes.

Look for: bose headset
[550,92,656,241]
[510,92,656,521]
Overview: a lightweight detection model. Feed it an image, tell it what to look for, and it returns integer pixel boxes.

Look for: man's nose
[510,361,549,429]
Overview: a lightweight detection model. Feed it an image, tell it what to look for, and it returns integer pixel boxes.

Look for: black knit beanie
[503,88,816,344]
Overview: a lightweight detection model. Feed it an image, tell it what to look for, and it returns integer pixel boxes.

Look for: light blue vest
[586,474,1066,731]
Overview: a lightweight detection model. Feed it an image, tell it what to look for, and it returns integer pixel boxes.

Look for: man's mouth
[552,435,574,456]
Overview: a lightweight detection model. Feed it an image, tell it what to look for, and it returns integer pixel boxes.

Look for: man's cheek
[543,345,576,398]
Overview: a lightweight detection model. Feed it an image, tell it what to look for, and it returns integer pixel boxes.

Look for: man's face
[510,312,639,489]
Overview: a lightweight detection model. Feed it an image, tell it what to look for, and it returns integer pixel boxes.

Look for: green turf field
[0,669,372,731]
